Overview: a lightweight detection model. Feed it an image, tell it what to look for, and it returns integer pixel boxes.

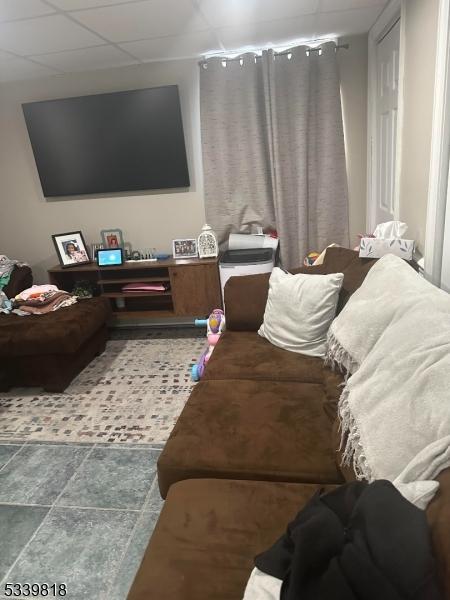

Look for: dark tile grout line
[0,443,98,591]
[0,441,163,600]
[0,328,188,596]
[0,441,164,449]
[0,501,141,512]
[0,443,26,474]
[100,473,161,600]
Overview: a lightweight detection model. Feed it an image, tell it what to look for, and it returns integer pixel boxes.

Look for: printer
[219,247,275,302]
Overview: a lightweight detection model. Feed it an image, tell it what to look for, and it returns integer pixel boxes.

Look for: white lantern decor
[198,224,219,259]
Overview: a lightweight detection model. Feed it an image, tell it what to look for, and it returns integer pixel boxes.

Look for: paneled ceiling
[0,0,388,82]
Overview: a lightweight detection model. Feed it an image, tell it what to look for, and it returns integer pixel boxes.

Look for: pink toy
[191,309,225,381]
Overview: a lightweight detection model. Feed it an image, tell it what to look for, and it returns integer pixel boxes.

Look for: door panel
[440,163,450,292]
[375,19,400,225]
[170,264,222,317]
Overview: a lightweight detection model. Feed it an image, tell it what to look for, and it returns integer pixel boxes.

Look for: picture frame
[101,228,124,249]
[91,243,104,260]
[52,231,90,268]
[172,238,198,259]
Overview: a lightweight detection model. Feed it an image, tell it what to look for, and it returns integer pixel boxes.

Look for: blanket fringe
[338,386,374,481]
[325,331,359,379]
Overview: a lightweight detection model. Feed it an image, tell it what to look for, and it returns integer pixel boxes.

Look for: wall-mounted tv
[22,85,190,197]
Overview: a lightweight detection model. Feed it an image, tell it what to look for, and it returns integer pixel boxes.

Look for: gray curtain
[200,42,349,269]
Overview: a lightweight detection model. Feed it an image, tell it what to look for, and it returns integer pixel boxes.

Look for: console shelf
[48,257,222,323]
[102,291,173,298]
[98,276,171,285]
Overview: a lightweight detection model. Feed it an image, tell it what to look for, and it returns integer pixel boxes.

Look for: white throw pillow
[258,268,344,357]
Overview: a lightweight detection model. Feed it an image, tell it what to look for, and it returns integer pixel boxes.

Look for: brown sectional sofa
[128,247,450,600]
[157,247,376,498]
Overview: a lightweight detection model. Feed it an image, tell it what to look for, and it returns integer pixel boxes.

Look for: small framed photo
[91,243,104,260]
[52,231,90,268]
[172,238,198,259]
[101,228,124,248]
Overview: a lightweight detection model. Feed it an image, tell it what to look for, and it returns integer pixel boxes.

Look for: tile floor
[0,442,164,600]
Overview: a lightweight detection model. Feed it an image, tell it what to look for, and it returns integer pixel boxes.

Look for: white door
[374,19,400,226]
[440,159,450,292]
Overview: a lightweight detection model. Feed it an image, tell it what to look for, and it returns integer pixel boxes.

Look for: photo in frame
[91,243,104,260]
[101,228,124,248]
[52,231,90,268]
[172,238,198,258]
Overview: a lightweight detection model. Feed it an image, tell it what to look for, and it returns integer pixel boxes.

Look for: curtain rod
[199,43,349,66]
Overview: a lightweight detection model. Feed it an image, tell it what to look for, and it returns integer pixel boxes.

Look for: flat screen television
[22,85,190,197]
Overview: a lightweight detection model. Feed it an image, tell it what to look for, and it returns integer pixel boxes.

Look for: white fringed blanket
[327,254,450,507]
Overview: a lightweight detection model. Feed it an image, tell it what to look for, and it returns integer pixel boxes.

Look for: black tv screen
[22,85,190,197]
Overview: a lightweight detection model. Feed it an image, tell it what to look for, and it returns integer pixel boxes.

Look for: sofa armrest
[224,264,329,331]
[426,467,450,598]
[3,265,32,299]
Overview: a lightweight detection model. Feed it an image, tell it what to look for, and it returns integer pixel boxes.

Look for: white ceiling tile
[200,0,319,29]
[48,0,139,9]
[71,0,209,43]
[120,31,221,61]
[217,14,318,52]
[316,5,382,37]
[0,14,104,55]
[320,0,385,11]
[0,0,55,23]
[0,57,58,82]
[34,44,139,72]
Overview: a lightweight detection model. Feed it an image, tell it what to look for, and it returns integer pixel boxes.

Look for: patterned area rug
[0,328,205,444]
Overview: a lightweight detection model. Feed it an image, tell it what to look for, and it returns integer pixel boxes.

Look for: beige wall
[0,59,205,282]
[338,34,368,247]
[399,0,440,252]
[0,39,368,281]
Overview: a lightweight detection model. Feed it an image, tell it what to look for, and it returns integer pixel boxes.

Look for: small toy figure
[191,309,225,381]
[303,251,320,266]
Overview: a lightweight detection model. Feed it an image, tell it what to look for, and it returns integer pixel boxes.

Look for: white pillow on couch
[258,267,344,358]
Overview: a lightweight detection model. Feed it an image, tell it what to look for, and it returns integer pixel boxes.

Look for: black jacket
[255,480,441,600]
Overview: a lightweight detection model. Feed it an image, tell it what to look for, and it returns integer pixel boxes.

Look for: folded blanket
[16,290,69,308]
[327,255,450,506]
[15,284,59,302]
[19,294,76,314]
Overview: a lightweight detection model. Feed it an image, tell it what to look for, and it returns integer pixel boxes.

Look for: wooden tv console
[48,257,222,323]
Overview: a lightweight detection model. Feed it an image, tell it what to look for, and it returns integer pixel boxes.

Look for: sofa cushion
[204,331,327,383]
[258,269,344,358]
[127,478,337,600]
[0,297,110,357]
[157,378,344,497]
[225,247,378,332]
[307,247,378,313]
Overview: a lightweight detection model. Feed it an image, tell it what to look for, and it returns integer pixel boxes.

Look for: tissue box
[359,238,415,260]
